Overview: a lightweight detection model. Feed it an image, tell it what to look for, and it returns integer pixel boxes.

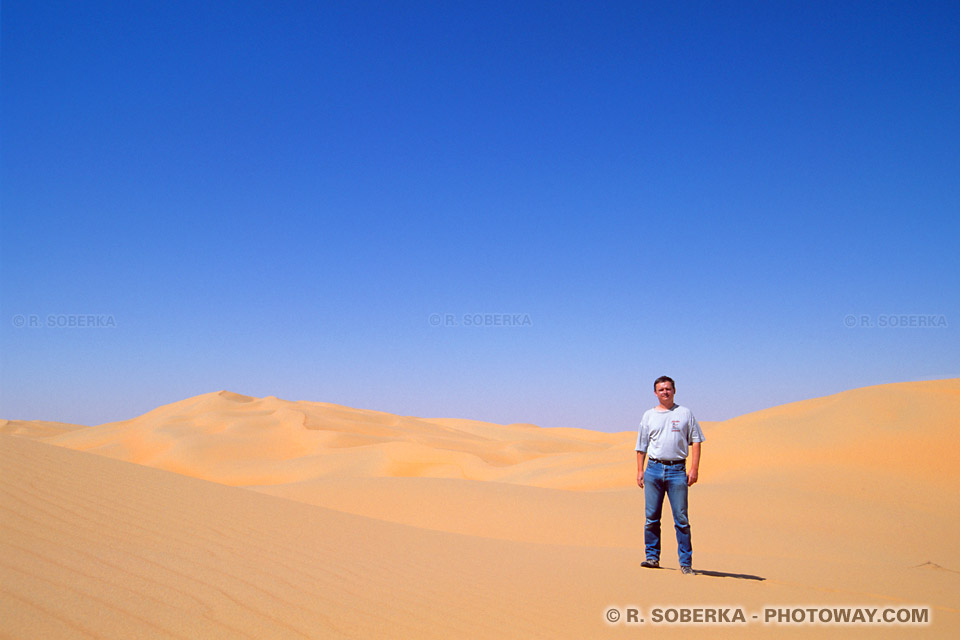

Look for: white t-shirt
[635,404,705,460]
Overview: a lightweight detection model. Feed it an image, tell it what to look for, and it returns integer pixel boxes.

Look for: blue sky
[2,1,958,431]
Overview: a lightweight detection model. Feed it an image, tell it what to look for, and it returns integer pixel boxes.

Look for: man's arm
[636,450,646,488]
[687,442,701,486]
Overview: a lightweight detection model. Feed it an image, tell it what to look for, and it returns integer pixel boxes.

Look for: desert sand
[2,379,958,638]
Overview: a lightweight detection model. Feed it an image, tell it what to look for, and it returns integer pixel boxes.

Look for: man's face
[655,382,675,407]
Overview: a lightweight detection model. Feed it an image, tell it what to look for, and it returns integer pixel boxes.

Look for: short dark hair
[654,375,675,391]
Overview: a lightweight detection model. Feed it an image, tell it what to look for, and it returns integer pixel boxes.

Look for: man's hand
[687,442,701,486]
[636,451,646,488]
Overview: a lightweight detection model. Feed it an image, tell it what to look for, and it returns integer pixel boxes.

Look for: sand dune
[0,419,87,439]
[41,391,631,490]
[3,379,959,638]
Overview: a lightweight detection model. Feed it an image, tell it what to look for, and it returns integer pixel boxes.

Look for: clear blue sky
[2,1,958,430]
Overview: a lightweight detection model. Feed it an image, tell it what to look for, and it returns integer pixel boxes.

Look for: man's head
[654,376,675,392]
[654,376,676,409]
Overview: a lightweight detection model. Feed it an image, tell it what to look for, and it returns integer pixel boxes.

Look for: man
[636,375,704,575]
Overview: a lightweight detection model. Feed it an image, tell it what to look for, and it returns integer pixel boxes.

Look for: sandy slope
[3,379,959,638]
[1,434,625,639]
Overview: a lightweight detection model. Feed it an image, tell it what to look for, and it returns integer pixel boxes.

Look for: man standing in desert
[636,376,705,575]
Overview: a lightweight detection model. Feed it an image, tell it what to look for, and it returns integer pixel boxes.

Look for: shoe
[680,566,694,575]
[641,559,660,568]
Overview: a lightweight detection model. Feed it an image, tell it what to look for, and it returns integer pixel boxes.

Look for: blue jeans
[644,460,692,567]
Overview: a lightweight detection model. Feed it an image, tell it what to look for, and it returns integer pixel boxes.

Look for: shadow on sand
[641,562,765,580]
[689,568,765,581]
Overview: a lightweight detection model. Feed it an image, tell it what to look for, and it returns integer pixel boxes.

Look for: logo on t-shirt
[671,419,681,433]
